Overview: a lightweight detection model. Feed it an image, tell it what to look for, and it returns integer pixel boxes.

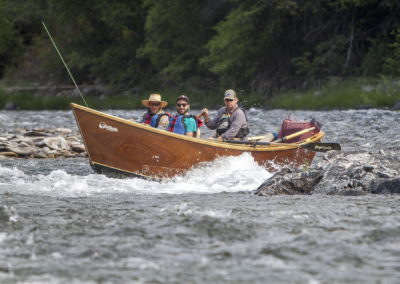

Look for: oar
[224,140,341,152]
[248,127,315,142]
[301,142,341,152]
[272,127,315,142]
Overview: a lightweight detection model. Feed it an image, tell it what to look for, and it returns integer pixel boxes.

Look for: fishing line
[42,21,88,107]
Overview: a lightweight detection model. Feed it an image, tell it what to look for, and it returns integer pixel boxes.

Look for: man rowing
[200,89,249,141]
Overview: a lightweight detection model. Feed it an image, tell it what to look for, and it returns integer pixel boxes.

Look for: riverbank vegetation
[0,0,399,110]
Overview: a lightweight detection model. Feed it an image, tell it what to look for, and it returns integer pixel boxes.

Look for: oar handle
[272,127,315,143]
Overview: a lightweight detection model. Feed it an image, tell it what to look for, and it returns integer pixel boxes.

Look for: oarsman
[168,95,203,137]
[141,93,171,130]
[200,89,249,141]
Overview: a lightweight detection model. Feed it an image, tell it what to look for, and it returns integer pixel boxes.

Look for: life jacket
[142,111,172,128]
[216,107,249,138]
[168,114,203,136]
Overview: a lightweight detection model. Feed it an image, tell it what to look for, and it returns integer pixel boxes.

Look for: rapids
[0,108,399,283]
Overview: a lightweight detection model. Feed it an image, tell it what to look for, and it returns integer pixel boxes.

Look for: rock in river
[0,128,87,158]
[255,150,400,196]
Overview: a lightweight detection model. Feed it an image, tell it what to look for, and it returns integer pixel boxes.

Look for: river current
[0,107,399,283]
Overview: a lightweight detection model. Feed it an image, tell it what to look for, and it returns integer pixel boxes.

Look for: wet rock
[0,152,18,158]
[5,141,37,156]
[55,128,72,134]
[70,143,86,153]
[0,128,88,158]
[254,167,323,196]
[32,151,48,158]
[255,151,400,196]
[24,131,50,137]
[42,137,70,151]
[370,178,400,194]
[392,101,400,110]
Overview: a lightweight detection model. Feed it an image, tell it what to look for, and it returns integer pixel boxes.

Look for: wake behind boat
[71,103,328,179]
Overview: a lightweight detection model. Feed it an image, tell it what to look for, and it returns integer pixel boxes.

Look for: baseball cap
[176,95,190,103]
[224,89,237,100]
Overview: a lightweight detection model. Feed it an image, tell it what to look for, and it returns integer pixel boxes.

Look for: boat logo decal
[99,122,118,132]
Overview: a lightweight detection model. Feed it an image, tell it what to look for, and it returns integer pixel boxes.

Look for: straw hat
[142,93,168,108]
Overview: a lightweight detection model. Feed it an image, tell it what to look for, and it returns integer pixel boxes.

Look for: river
[1,107,399,283]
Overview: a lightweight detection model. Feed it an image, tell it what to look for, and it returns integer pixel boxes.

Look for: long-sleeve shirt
[205,106,248,139]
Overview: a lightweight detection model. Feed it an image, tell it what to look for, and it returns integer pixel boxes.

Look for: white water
[1,108,400,283]
[0,153,271,197]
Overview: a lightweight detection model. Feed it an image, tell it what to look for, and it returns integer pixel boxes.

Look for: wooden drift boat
[71,103,325,179]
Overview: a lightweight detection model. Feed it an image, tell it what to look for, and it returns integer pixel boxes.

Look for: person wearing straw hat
[199,89,249,141]
[141,93,172,130]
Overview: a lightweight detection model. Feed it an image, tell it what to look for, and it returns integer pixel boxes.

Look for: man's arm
[204,108,223,130]
[184,117,197,136]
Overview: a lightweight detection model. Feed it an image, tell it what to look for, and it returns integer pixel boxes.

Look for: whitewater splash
[0,153,271,197]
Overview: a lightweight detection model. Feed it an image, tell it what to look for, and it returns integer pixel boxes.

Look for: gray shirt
[205,106,248,139]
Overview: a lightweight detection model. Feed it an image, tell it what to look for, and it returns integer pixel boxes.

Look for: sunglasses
[176,103,187,107]
[224,99,234,102]
[149,103,160,106]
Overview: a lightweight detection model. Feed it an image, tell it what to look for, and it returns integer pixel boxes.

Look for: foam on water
[0,153,271,197]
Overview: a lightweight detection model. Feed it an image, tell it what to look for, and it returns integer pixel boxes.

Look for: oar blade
[301,142,341,152]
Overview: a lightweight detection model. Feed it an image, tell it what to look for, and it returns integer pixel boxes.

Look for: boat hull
[71,103,323,179]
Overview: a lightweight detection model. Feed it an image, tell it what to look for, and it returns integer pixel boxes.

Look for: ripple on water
[0,109,400,283]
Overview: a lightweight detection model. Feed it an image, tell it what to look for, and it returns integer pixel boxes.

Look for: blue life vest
[168,114,202,135]
[150,113,162,127]
[169,115,186,134]
[142,111,171,128]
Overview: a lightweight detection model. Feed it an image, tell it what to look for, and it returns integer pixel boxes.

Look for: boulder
[0,128,87,159]
[370,178,400,194]
[5,141,37,156]
[24,131,50,137]
[42,137,70,151]
[255,151,400,196]
[254,167,322,196]
[70,143,86,153]
[0,152,18,158]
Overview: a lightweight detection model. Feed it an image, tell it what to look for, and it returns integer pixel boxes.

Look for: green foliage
[383,29,400,76]
[201,0,301,92]
[0,1,24,76]
[138,0,225,86]
[0,0,400,109]
[266,77,400,110]
[0,18,23,76]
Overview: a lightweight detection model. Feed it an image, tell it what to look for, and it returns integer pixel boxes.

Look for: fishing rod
[42,21,88,107]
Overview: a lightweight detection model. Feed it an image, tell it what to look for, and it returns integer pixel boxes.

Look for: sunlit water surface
[1,108,399,283]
